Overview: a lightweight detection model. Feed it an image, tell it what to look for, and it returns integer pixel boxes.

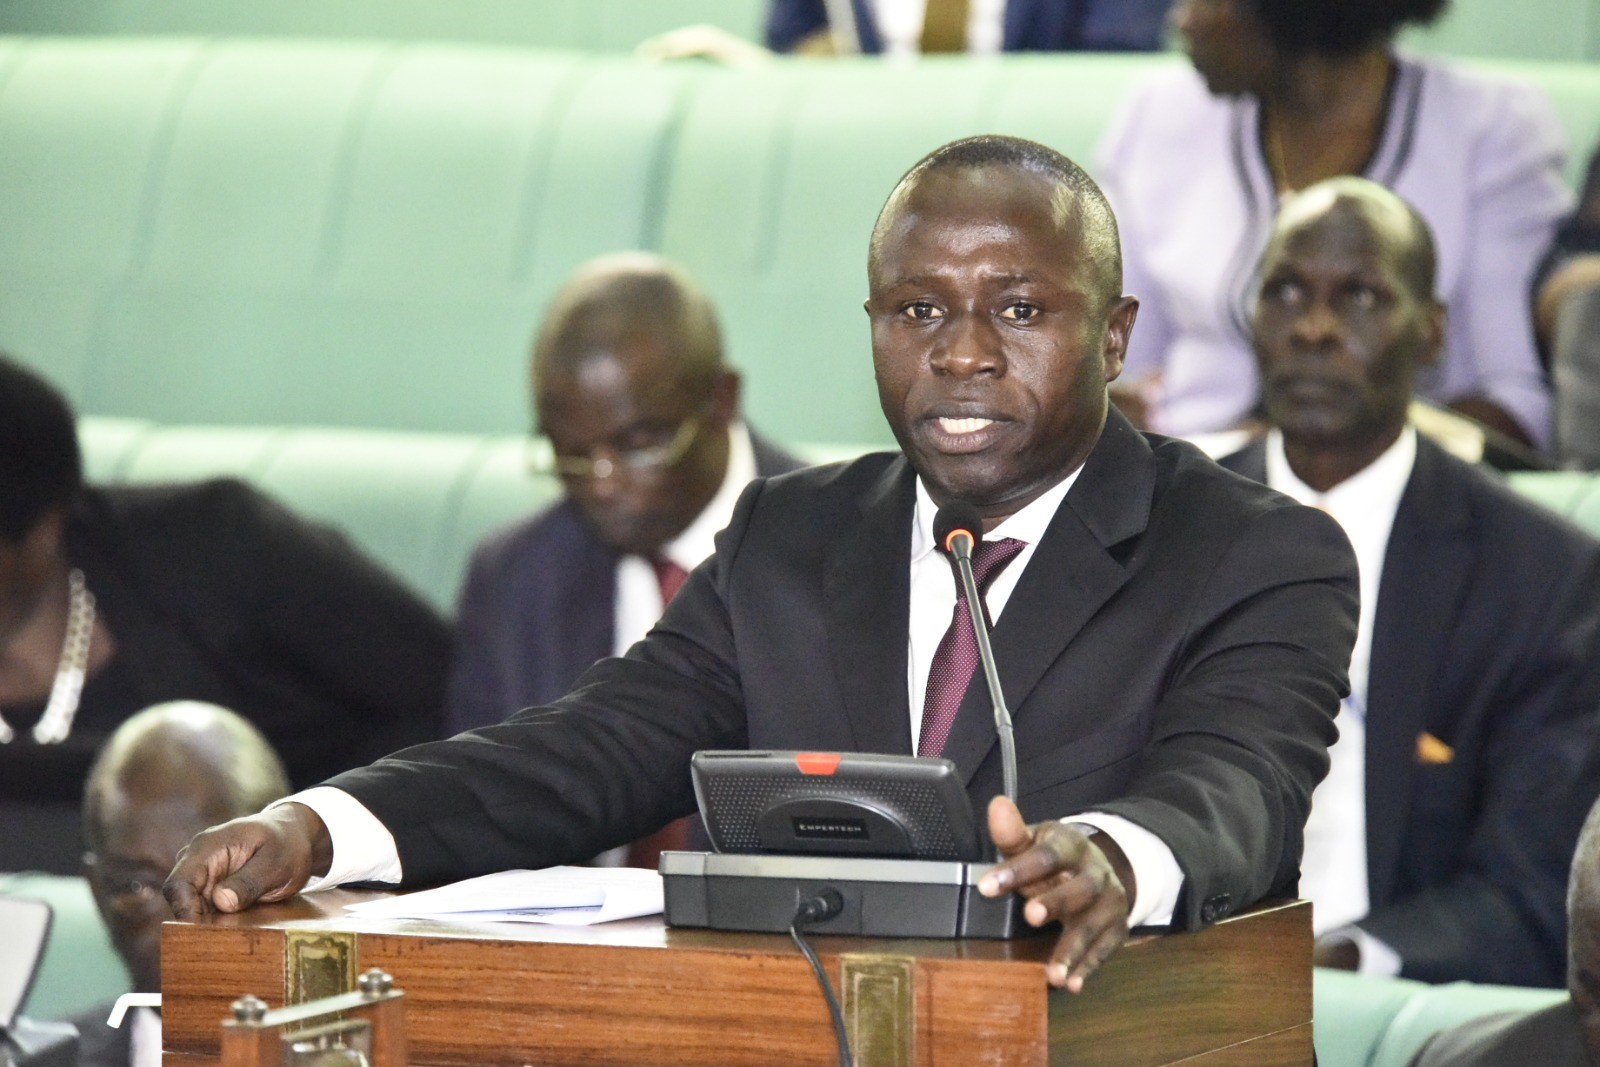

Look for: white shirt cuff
[1320,924,1404,978]
[269,787,403,891]
[1065,812,1184,928]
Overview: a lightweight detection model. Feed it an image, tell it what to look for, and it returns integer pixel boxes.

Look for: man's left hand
[977,795,1133,991]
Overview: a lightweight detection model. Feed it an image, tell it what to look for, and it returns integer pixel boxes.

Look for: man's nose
[1290,300,1343,349]
[930,313,1003,378]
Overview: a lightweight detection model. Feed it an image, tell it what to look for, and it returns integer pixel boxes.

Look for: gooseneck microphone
[931,503,1018,802]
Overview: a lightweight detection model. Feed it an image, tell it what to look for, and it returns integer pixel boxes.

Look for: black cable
[790,889,852,1067]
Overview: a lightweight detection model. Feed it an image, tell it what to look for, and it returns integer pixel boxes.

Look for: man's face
[535,337,733,558]
[1171,0,1277,96]
[85,785,227,992]
[1253,203,1441,452]
[868,165,1134,525]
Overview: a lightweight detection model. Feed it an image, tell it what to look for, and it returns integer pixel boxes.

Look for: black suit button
[1200,894,1231,923]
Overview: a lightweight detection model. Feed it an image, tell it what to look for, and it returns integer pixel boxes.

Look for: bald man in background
[74,702,288,1067]
[446,254,802,866]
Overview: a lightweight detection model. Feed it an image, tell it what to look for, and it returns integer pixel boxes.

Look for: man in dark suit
[1220,176,1600,986]
[446,253,803,735]
[73,702,288,1067]
[167,135,1357,993]
[766,0,1172,54]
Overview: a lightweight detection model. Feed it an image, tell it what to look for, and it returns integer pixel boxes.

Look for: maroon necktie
[625,555,695,870]
[917,537,1025,758]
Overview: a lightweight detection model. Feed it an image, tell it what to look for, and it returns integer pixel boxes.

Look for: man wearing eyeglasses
[444,256,803,830]
[75,702,287,1067]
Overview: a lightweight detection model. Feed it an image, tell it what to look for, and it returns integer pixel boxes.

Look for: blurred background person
[73,702,289,1067]
[1537,144,1600,469]
[767,0,1173,56]
[446,254,802,868]
[0,355,448,874]
[1222,177,1600,986]
[1099,0,1567,451]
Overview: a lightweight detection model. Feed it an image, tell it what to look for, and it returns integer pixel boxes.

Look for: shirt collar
[655,422,757,571]
[1265,426,1417,518]
[911,465,1083,562]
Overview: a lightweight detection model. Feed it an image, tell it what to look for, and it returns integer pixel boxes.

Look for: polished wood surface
[162,892,1312,1066]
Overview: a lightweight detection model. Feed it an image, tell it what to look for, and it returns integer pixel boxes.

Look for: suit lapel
[824,456,917,754]
[941,411,1156,784]
[1364,440,1474,905]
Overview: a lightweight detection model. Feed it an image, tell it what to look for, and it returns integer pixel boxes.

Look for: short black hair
[0,354,83,542]
[1243,0,1450,56]
[871,134,1124,297]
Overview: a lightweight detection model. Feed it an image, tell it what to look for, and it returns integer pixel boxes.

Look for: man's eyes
[901,301,941,321]
[998,302,1040,323]
[1262,279,1304,305]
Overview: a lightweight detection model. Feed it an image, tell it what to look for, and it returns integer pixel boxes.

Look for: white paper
[344,866,663,926]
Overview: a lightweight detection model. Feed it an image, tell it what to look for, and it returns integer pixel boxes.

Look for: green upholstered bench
[6,40,1599,452]
[1314,969,1571,1067]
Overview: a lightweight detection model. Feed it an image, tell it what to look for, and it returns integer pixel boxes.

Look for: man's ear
[1419,299,1446,369]
[707,368,742,428]
[1102,295,1140,383]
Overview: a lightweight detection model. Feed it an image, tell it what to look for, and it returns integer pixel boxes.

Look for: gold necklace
[0,569,95,745]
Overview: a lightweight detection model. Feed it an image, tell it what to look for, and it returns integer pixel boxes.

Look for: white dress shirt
[1266,427,1418,975]
[612,423,757,655]
[299,456,1184,926]
[870,0,1007,57]
[130,1007,162,1067]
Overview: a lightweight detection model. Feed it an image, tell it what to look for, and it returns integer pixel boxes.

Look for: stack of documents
[344,866,663,926]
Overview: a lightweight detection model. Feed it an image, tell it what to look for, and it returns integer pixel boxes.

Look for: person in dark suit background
[446,253,803,735]
[1220,176,1600,986]
[767,0,1171,55]
[72,702,288,1067]
[444,254,803,868]
[167,135,1357,994]
[1408,797,1600,1065]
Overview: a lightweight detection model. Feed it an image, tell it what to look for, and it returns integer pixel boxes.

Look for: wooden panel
[163,893,1310,1067]
[1168,1024,1312,1065]
[1045,902,1312,1067]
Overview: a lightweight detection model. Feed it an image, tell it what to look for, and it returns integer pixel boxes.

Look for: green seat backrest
[0,0,770,54]
[0,873,129,1023]
[11,41,1600,448]
[1369,981,1570,1067]
[1508,470,1600,537]
[1314,969,1433,1067]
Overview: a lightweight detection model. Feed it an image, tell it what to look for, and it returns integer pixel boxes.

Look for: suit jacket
[1408,999,1588,1066]
[333,411,1357,931]
[1222,436,1600,986]
[765,0,1171,54]
[444,431,803,734]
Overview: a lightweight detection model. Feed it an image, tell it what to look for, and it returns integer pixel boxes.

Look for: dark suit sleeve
[765,0,828,51]
[1359,550,1600,986]
[444,539,516,736]
[1095,502,1357,929]
[211,481,452,763]
[327,481,768,885]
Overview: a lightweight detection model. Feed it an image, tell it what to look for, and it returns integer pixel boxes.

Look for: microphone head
[932,502,984,557]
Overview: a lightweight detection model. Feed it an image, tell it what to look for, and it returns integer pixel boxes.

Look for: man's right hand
[163,802,334,920]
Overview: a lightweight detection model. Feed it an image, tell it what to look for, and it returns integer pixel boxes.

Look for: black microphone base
[660,851,1031,938]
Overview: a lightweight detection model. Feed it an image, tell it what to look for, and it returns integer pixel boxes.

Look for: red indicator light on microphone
[943,528,975,555]
[795,752,842,775]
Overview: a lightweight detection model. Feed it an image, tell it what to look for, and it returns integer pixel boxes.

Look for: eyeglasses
[527,413,703,480]
[83,853,166,912]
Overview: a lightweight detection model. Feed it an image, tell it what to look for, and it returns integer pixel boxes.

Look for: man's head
[0,355,82,647]
[532,253,740,558]
[1568,798,1600,1059]
[82,702,288,992]
[1253,177,1443,465]
[866,135,1137,528]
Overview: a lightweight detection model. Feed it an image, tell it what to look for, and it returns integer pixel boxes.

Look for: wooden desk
[161,892,1311,1067]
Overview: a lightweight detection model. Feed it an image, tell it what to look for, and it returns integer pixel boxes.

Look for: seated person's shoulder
[1410,1000,1586,1067]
